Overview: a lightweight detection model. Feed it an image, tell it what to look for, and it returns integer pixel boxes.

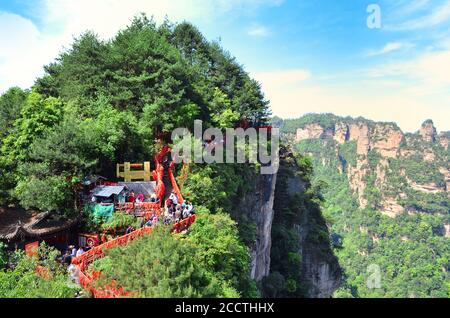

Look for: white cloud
[246,24,271,37]
[0,12,63,93]
[253,69,311,88]
[254,68,450,132]
[39,0,283,39]
[387,0,450,30]
[0,0,283,94]
[365,48,450,95]
[366,42,404,56]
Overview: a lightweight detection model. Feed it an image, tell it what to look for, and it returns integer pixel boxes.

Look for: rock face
[237,173,277,281]
[297,123,325,141]
[379,197,405,218]
[438,133,449,149]
[274,154,341,298]
[349,123,370,155]
[292,116,448,217]
[444,223,450,239]
[438,167,450,192]
[371,125,403,158]
[420,120,438,142]
[347,158,369,208]
[333,122,349,145]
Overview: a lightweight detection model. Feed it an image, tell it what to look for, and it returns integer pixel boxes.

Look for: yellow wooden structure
[116,162,151,182]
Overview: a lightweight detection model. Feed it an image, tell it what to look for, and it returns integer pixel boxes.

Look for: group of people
[125,191,160,204]
[164,191,195,224]
[139,213,159,228]
[60,245,85,266]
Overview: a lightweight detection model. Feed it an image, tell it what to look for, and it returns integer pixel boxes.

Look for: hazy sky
[0,0,449,132]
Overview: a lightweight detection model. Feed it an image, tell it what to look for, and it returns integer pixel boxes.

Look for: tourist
[145,218,154,227]
[62,250,72,266]
[76,247,84,257]
[169,191,178,205]
[175,207,181,222]
[165,197,173,208]
[126,226,134,234]
[128,192,135,203]
[69,245,77,257]
[136,192,145,203]
[185,201,194,215]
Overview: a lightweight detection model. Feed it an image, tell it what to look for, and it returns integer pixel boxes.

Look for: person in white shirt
[169,191,178,205]
[70,245,76,257]
[76,247,84,257]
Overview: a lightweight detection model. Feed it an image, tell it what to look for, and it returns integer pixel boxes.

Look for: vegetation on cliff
[278,114,450,298]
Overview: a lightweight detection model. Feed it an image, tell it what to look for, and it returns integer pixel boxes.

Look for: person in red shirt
[127,191,135,203]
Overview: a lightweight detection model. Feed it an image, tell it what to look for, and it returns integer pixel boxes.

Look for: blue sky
[0,0,449,132]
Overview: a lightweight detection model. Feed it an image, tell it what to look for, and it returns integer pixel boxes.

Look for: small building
[0,207,78,251]
[83,175,108,189]
[92,185,126,204]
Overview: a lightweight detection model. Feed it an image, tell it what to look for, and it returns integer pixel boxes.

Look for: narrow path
[71,145,191,298]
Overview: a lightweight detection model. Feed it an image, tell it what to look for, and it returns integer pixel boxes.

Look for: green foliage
[290,115,450,298]
[0,243,79,298]
[15,175,73,213]
[339,141,357,167]
[265,150,338,298]
[1,90,63,164]
[93,226,233,298]
[280,113,345,133]
[0,87,28,139]
[0,242,7,269]
[101,212,139,232]
[210,88,240,128]
[186,212,258,297]
[182,163,254,213]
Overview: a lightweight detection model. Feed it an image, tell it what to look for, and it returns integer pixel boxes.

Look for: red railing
[72,215,196,297]
[72,145,194,298]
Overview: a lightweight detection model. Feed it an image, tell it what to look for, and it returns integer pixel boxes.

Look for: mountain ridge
[277,113,449,297]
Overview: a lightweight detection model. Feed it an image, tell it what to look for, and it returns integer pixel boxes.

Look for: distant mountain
[276,114,450,298]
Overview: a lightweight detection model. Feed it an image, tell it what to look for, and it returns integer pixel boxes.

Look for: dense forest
[0,15,329,298]
[278,114,450,298]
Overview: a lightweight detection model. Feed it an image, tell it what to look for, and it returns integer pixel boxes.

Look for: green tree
[0,87,28,139]
[93,226,231,298]
[0,243,79,298]
[186,212,258,297]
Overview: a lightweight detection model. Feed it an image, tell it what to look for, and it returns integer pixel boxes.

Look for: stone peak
[421,119,435,127]
[420,119,437,142]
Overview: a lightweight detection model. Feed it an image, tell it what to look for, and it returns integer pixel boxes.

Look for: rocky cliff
[236,173,277,281]
[283,157,341,297]
[295,117,449,217]
[235,150,341,297]
[281,114,449,297]
[253,149,342,298]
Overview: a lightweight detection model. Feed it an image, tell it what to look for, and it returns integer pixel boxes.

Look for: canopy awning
[92,186,125,198]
